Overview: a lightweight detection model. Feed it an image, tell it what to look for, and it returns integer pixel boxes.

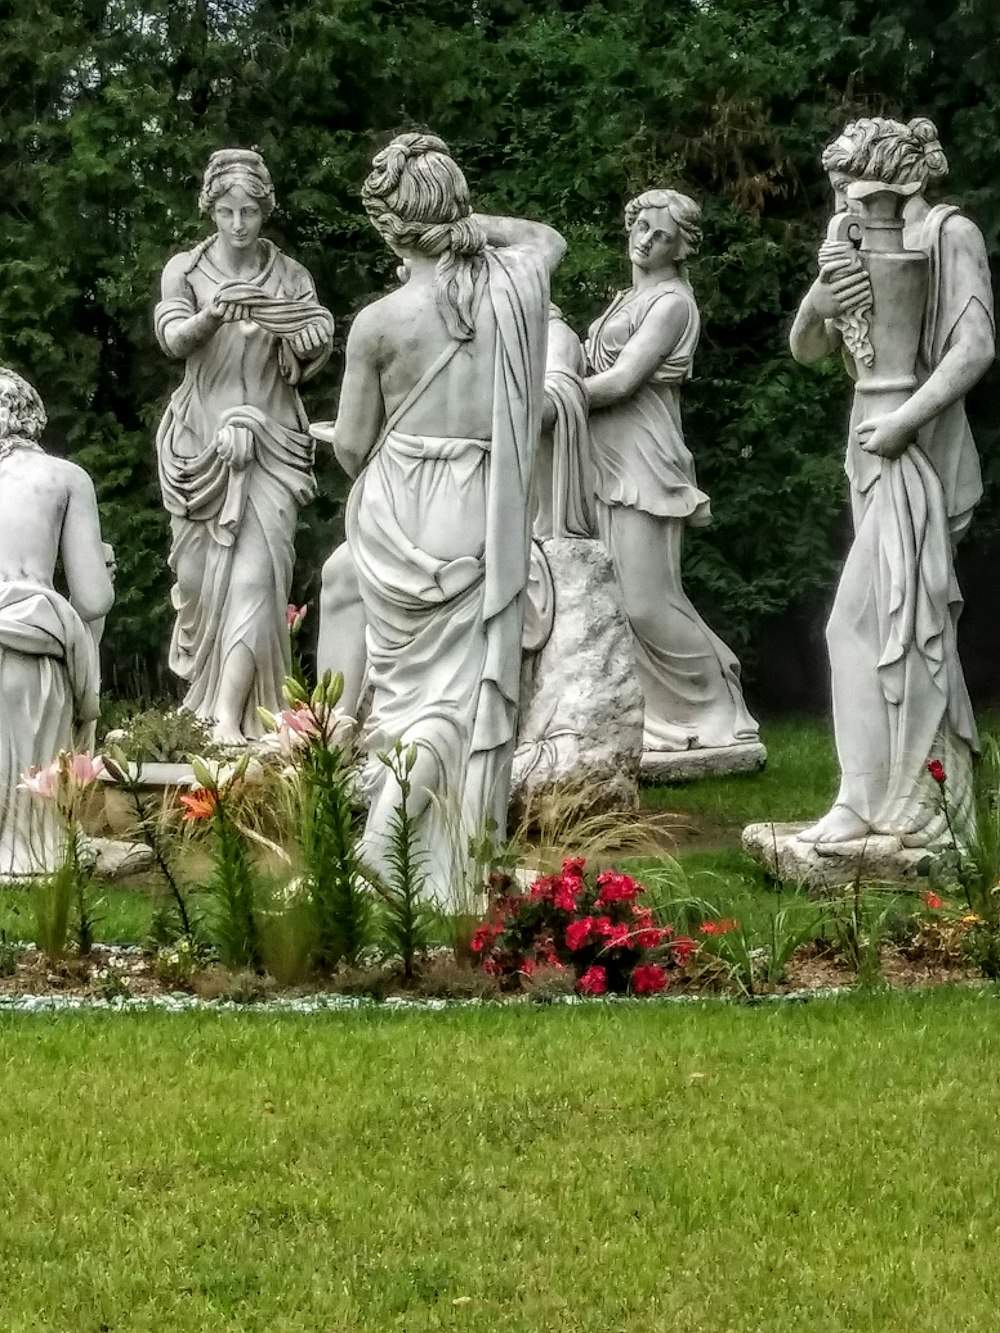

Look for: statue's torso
[373,268,497,440]
[0,450,68,586]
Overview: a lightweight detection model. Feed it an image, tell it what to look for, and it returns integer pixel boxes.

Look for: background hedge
[2,0,998,705]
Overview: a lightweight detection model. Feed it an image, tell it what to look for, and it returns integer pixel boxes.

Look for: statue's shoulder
[49,454,96,494]
[161,247,202,280]
[271,248,313,284]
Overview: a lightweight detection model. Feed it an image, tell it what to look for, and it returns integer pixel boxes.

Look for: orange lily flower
[180,788,218,821]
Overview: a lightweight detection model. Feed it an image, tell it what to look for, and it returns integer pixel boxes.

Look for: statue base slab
[741,821,935,893]
[0,837,153,885]
[641,741,767,784]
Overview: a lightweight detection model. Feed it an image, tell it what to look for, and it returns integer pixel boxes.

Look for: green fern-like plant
[288,673,371,971]
[378,742,432,981]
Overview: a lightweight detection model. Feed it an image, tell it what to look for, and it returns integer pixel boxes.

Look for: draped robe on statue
[586,279,759,751]
[828,205,993,842]
[348,247,548,897]
[155,239,333,737]
[0,582,99,875]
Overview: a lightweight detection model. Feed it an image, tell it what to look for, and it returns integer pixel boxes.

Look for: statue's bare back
[365,274,497,440]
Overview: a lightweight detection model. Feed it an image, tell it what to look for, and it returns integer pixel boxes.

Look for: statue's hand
[856,411,912,459]
[540,396,557,432]
[288,323,327,359]
[211,283,253,323]
[818,239,860,273]
[809,270,872,320]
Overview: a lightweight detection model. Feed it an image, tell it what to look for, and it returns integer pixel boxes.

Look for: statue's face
[828,168,858,215]
[212,184,264,250]
[628,207,680,271]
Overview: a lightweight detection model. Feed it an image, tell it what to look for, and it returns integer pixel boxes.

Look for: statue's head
[362,133,486,340]
[624,189,702,273]
[199,148,275,252]
[0,368,46,444]
[822,117,948,211]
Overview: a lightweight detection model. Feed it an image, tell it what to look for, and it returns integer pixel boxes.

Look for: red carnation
[594,870,643,906]
[631,964,668,995]
[562,857,586,878]
[927,759,946,785]
[565,918,593,951]
[635,924,667,949]
[470,922,501,953]
[552,877,582,913]
[577,965,607,996]
[672,936,697,966]
[605,922,633,949]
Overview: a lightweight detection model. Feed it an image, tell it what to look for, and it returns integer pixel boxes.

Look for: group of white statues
[0,114,992,897]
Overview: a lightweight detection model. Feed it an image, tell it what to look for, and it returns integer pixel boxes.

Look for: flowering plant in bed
[470,858,695,996]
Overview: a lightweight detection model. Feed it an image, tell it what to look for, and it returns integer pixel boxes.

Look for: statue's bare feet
[797,804,871,845]
[210,719,247,749]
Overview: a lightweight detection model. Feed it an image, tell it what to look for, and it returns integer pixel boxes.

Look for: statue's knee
[321,543,357,608]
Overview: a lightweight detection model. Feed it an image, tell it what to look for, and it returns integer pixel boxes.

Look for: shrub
[471,859,693,996]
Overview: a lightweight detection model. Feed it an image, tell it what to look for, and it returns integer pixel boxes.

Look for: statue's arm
[472,213,566,274]
[790,242,872,365]
[156,253,225,359]
[858,299,995,456]
[585,296,688,410]
[326,305,384,478]
[60,465,115,625]
[789,284,842,364]
[286,262,336,365]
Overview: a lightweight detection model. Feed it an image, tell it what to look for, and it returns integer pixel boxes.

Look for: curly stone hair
[0,367,46,443]
[362,132,486,340]
[821,116,948,189]
[198,148,276,218]
[624,189,703,263]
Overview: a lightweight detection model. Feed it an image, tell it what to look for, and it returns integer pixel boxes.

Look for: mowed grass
[643,715,839,834]
[3,991,1000,1331]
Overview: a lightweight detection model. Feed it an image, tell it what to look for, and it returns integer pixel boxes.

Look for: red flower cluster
[471,858,698,996]
[922,891,945,911]
[631,964,668,995]
[927,759,947,785]
[578,965,607,995]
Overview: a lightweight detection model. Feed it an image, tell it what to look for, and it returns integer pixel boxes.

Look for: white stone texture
[512,537,643,810]
[311,143,562,906]
[788,127,993,850]
[641,741,767,783]
[88,837,155,881]
[0,370,114,879]
[742,820,934,893]
[584,193,760,756]
[155,149,335,746]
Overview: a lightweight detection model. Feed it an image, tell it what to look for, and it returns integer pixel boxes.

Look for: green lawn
[643,715,839,833]
[1,991,999,1331]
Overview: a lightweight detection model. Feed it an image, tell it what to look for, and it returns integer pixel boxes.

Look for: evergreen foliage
[1,0,998,690]
[377,741,433,981]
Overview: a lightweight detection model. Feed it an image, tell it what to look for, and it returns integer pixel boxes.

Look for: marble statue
[788,116,994,850]
[513,307,644,813]
[0,369,114,876]
[311,132,564,901]
[155,148,335,744]
[585,189,760,768]
[534,305,594,540]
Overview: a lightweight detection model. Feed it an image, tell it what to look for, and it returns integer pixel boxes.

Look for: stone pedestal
[742,820,934,893]
[641,741,767,784]
[511,538,643,815]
